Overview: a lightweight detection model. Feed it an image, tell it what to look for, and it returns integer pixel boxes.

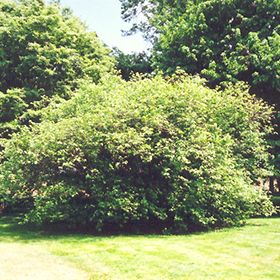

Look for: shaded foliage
[113,48,152,80]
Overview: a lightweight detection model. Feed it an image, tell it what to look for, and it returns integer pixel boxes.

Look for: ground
[0,217,279,280]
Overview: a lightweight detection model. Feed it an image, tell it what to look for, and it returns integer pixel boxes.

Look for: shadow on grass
[0,215,99,243]
[0,215,187,243]
[0,215,275,244]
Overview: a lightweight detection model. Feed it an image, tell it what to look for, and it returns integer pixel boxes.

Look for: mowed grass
[0,217,279,280]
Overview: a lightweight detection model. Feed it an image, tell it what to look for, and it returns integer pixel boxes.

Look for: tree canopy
[0,0,114,93]
[0,0,114,142]
[120,0,280,95]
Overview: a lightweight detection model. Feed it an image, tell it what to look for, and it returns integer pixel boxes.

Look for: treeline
[0,0,278,232]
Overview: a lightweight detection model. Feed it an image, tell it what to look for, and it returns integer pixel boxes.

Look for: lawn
[0,217,279,280]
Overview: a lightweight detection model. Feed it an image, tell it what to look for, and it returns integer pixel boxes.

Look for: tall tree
[0,0,114,142]
[121,0,279,91]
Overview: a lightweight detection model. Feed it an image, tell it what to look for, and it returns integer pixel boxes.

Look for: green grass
[0,217,280,280]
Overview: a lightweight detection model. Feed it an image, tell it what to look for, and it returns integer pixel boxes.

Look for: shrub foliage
[0,75,274,232]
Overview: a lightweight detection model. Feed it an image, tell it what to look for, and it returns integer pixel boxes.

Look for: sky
[59,0,149,53]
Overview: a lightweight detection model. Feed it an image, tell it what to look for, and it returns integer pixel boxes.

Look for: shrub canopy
[0,75,274,232]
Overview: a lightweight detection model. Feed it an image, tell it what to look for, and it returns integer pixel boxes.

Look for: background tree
[120,0,188,41]
[113,48,153,80]
[0,0,114,142]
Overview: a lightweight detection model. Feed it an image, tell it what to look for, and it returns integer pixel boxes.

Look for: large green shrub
[0,75,274,232]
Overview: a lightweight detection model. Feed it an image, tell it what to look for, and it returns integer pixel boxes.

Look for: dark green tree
[121,0,279,90]
[113,48,152,80]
